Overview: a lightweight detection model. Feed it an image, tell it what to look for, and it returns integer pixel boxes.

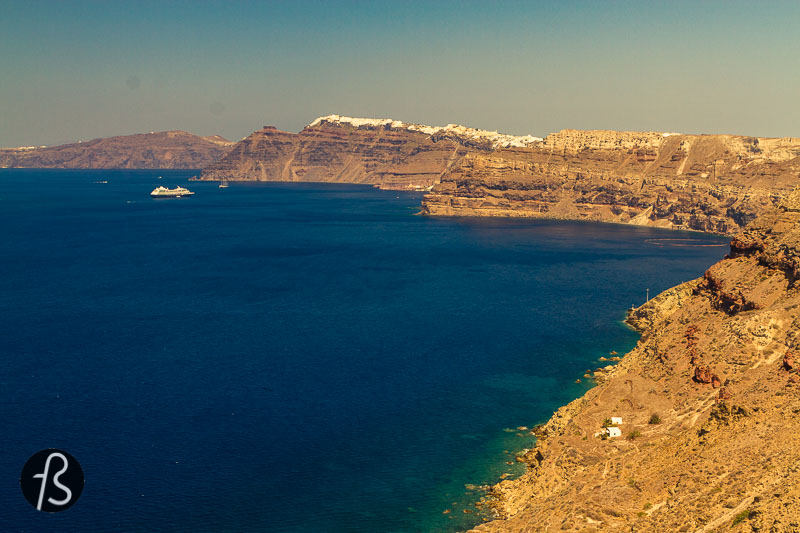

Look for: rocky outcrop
[693,365,713,384]
[422,131,800,234]
[0,131,234,169]
[469,202,800,531]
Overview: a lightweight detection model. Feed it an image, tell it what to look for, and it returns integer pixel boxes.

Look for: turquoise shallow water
[0,169,728,531]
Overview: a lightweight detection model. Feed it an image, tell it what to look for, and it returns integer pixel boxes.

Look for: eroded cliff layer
[470,194,800,531]
[200,124,463,189]
[202,115,800,233]
[200,115,541,190]
[0,131,234,169]
[423,131,800,234]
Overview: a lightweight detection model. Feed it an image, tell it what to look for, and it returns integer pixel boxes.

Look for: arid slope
[469,192,800,531]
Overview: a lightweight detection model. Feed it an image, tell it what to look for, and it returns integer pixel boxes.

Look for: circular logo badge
[20,449,84,512]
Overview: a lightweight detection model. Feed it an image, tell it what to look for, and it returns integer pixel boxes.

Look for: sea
[0,169,728,532]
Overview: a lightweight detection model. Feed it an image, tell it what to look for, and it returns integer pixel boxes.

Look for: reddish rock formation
[716,386,732,403]
[784,351,795,371]
[694,365,713,384]
[711,374,722,388]
[686,325,701,365]
[685,325,700,345]
[0,131,233,169]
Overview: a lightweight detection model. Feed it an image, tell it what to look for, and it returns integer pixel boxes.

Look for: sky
[2,0,800,146]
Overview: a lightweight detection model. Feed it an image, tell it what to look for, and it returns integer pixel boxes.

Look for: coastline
[419,210,732,239]
[8,171,727,532]
[456,313,643,530]
[469,200,800,530]
[468,279,705,530]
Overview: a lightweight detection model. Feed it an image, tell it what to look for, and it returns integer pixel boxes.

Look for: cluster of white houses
[596,416,624,438]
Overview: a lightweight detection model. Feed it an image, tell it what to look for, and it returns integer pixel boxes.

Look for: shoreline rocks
[471,204,800,530]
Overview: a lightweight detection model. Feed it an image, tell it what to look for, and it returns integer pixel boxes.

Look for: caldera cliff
[201,116,800,235]
[469,192,800,531]
[200,115,541,190]
[423,130,800,234]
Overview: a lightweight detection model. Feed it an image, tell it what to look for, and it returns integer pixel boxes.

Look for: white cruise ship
[150,186,194,198]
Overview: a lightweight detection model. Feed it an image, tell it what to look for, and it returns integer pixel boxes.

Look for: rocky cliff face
[200,121,468,190]
[422,131,800,234]
[0,131,234,169]
[202,115,800,234]
[469,198,800,531]
[200,115,541,190]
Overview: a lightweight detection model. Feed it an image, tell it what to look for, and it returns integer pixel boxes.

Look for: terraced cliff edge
[202,115,800,234]
[0,131,234,169]
[469,193,800,531]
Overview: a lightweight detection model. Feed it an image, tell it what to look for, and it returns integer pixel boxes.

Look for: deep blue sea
[0,169,728,532]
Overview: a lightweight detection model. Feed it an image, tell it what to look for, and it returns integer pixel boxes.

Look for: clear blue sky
[2,0,800,146]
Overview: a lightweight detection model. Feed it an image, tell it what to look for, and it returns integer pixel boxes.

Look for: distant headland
[0,130,233,170]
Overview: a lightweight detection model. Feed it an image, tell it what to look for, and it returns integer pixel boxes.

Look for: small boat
[218,179,229,188]
[150,186,194,198]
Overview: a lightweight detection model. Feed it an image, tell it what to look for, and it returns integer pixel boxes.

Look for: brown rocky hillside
[0,130,234,169]
[469,192,800,531]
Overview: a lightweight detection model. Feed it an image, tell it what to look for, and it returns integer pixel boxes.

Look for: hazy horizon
[3,0,800,147]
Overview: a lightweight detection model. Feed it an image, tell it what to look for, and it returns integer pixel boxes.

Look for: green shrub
[628,430,642,440]
[732,509,754,526]
[648,414,662,425]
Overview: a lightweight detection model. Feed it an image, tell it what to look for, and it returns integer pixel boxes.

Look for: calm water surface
[0,169,728,531]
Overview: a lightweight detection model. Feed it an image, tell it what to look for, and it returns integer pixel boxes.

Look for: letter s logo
[21,449,84,512]
[33,453,73,510]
